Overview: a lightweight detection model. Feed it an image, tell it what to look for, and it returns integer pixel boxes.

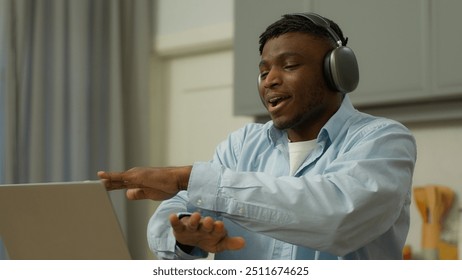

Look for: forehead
[260,32,329,63]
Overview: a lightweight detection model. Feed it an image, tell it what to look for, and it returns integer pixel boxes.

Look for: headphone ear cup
[324,46,359,93]
[323,50,337,92]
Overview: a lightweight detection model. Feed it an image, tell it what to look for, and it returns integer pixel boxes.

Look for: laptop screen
[0,181,131,260]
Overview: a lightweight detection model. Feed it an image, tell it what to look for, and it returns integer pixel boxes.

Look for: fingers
[97,171,125,181]
[98,171,128,190]
[169,212,202,233]
[186,212,201,231]
[98,170,144,193]
[219,236,246,251]
[169,213,184,233]
[201,220,246,252]
[170,212,212,233]
[169,212,246,253]
[211,220,225,234]
[126,189,148,200]
[200,216,215,233]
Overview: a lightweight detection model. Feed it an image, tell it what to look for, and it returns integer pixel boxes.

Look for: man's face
[258,32,340,140]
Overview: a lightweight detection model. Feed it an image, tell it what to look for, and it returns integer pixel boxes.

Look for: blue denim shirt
[148,95,417,260]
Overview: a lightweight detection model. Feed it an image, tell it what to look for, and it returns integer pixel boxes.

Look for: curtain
[0,0,153,258]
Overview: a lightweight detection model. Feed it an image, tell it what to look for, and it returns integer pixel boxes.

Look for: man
[98,13,416,259]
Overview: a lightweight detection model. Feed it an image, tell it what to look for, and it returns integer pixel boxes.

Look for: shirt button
[196,199,202,206]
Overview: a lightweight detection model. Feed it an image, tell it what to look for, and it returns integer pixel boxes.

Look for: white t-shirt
[288,139,317,176]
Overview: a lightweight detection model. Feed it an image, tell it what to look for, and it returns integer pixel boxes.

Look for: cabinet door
[432,0,462,97]
[313,0,429,106]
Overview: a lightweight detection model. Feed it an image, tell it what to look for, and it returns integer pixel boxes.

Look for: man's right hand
[170,212,246,254]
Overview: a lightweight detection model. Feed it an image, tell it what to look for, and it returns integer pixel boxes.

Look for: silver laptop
[0,180,131,260]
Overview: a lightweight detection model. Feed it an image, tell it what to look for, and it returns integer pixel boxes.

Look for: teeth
[269,96,288,106]
[269,97,282,104]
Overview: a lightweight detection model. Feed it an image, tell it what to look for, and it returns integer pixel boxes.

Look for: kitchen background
[1,0,461,260]
[146,0,462,260]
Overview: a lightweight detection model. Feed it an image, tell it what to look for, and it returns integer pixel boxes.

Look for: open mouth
[268,96,290,107]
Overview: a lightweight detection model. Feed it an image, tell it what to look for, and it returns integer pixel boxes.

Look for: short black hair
[258,13,347,55]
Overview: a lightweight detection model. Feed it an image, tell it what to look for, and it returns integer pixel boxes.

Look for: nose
[261,68,282,89]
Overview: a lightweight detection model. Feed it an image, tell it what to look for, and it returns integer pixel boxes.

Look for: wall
[155,0,233,36]
[150,0,462,259]
[405,120,462,258]
[146,0,249,260]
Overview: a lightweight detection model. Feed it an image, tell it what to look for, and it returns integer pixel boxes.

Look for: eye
[284,63,299,70]
[259,71,268,80]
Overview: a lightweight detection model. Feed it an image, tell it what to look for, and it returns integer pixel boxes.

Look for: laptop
[0,180,131,260]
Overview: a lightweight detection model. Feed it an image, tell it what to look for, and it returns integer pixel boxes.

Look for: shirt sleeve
[187,121,417,256]
[146,191,209,259]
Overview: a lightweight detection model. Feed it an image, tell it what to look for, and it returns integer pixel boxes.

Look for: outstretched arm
[97,166,192,201]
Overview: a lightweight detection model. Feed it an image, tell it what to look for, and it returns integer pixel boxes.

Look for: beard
[271,83,327,131]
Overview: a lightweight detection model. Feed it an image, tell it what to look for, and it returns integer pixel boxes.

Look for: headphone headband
[287,13,344,47]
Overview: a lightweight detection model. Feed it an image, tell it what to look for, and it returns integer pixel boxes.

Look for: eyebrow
[259,52,304,68]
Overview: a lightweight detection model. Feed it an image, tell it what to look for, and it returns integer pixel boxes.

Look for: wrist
[176,166,192,191]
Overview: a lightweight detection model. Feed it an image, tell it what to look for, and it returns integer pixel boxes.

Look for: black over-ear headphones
[283,13,359,93]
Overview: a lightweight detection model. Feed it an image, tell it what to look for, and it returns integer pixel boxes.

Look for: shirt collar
[319,94,356,142]
[267,95,356,145]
